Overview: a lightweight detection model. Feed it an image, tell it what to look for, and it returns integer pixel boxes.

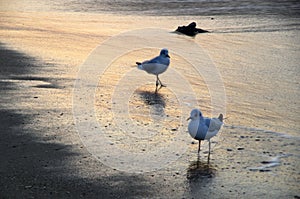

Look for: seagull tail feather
[218,114,223,122]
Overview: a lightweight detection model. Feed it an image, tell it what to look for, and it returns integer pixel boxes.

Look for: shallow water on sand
[1,10,299,150]
[86,17,300,138]
[3,10,298,137]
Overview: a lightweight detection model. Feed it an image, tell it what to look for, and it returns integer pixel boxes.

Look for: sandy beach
[0,4,299,199]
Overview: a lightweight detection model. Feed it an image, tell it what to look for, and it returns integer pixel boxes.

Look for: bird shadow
[138,90,166,106]
[137,90,166,118]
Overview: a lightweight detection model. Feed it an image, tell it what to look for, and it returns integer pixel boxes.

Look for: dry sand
[0,11,299,198]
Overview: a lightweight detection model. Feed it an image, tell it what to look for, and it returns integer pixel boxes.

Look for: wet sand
[0,11,299,198]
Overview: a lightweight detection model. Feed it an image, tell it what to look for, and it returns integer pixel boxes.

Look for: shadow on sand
[137,90,166,119]
[0,44,155,198]
[137,90,166,107]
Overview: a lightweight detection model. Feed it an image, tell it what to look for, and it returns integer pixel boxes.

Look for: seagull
[136,48,170,93]
[187,109,223,157]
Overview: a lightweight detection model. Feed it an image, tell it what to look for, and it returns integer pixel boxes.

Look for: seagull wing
[204,118,211,128]
[203,117,223,140]
[208,117,223,132]
[142,56,161,64]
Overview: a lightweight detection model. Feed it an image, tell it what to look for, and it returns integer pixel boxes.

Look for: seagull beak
[186,117,191,121]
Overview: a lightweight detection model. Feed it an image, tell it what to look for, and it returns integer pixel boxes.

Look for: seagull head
[160,48,170,58]
[187,109,202,121]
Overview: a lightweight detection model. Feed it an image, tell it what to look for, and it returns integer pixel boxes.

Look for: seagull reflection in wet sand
[186,157,217,197]
[187,156,216,182]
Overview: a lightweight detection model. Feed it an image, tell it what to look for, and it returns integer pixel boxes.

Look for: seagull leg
[157,75,166,88]
[155,75,159,93]
[198,140,201,154]
[208,140,211,159]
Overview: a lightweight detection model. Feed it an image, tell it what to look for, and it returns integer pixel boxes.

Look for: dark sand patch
[0,45,155,198]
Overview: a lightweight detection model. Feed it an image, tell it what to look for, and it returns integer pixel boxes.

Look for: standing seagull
[136,48,170,93]
[187,109,223,157]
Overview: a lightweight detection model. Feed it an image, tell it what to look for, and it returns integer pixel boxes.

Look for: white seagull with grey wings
[135,48,170,93]
[187,109,223,157]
